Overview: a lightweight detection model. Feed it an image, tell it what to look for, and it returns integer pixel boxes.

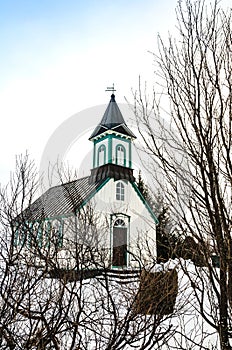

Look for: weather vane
[105,83,116,93]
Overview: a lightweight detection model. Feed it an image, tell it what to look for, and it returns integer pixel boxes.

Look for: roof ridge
[27,175,108,220]
[43,175,91,193]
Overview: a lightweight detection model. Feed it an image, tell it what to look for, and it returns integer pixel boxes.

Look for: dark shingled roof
[25,176,108,220]
[20,168,158,225]
[89,94,136,139]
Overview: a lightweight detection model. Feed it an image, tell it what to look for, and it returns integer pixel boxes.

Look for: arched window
[97,144,106,166]
[116,181,125,201]
[116,144,126,166]
[44,220,63,249]
[114,218,126,227]
[37,221,43,248]
[14,224,26,247]
[57,220,63,248]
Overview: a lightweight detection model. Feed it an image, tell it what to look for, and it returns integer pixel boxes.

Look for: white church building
[15,94,158,270]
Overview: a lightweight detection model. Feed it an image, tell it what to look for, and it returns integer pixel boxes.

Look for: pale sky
[0,0,230,186]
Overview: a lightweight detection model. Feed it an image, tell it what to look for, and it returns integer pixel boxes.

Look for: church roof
[89,94,136,139]
[21,166,158,224]
[24,176,109,221]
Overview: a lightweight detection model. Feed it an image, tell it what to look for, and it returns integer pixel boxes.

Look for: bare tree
[134,0,232,349]
[0,154,183,349]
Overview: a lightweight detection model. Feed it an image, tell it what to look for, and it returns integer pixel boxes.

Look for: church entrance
[112,219,127,267]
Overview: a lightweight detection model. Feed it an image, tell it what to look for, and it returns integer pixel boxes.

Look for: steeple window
[97,144,106,166]
[116,144,126,166]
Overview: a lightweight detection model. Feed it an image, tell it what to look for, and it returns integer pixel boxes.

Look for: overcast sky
[0,0,230,186]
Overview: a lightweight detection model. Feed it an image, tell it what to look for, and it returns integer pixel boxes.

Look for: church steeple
[89,93,136,183]
[89,94,136,140]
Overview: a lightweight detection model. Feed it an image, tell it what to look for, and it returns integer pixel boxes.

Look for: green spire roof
[89,94,136,139]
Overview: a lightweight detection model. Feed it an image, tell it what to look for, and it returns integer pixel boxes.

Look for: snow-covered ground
[0,258,221,349]
[153,259,219,349]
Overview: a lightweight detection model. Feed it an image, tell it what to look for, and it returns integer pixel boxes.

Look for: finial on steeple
[105,83,116,93]
[89,85,137,140]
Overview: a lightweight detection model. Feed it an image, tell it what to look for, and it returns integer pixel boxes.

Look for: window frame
[97,144,106,167]
[116,181,125,201]
[115,144,126,166]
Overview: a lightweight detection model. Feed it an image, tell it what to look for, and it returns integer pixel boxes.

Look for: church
[15,93,158,270]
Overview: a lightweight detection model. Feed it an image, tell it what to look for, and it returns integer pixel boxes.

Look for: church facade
[15,94,158,270]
